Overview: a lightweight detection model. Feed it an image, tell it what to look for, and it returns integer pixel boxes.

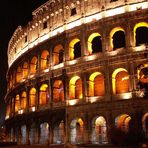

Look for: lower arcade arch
[53,120,65,144]
[142,113,148,137]
[21,125,27,144]
[39,122,49,144]
[115,114,131,132]
[91,116,107,144]
[70,118,84,144]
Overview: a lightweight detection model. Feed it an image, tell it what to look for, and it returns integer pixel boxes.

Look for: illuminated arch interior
[29,88,36,107]
[89,72,105,96]
[16,66,22,83]
[69,76,83,99]
[15,94,20,112]
[39,122,49,144]
[21,91,27,109]
[53,80,64,102]
[91,116,107,144]
[69,38,81,60]
[21,125,27,144]
[22,62,28,78]
[110,27,125,50]
[30,56,37,74]
[53,120,65,144]
[41,50,49,70]
[112,68,129,94]
[134,22,148,46]
[115,114,131,132]
[39,84,49,105]
[70,118,84,143]
[88,33,102,54]
[53,44,64,65]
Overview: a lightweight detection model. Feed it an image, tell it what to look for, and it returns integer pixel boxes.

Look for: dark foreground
[0,144,147,148]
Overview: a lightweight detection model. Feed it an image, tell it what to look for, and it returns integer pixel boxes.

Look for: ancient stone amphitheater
[5,0,148,145]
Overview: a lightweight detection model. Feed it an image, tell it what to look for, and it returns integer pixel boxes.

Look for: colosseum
[4,0,148,146]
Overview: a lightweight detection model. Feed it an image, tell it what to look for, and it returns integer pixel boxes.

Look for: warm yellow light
[8,1,148,67]
[88,33,101,54]
[112,68,128,94]
[68,99,79,106]
[69,38,80,60]
[31,106,36,112]
[69,76,81,99]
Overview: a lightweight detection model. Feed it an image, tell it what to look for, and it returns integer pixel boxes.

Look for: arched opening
[21,91,27,110]
[136,27,148,46]
[69,76,83,99]
[16,67,22,83]
[22,62,28,78]
[89,72,105,96]
[15,127,19,142]
[39,122,49,144]
[142,113,148,137]
[21,125,27,144]
[29,88,36,108]
[70,118,84,144]
[88,33,102,54]
[69,39,81,60]
[53,120,65,144]
[112,68,129,94]
[30,56,37,74]
[53,44,64,65]
[15,94,20,113]
[134,22,148,46]
[115,114,131,132]
[39,84,49,105]
[110,27,125,50]
[53,80,64,102]
[29,123,36,145]
[40,50,49,70]
[91,116,107,144]
[112,31,125,50]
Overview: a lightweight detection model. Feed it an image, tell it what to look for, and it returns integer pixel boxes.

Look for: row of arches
[6,68,131,116]
[9,22,148,88]
[9,113,148,145]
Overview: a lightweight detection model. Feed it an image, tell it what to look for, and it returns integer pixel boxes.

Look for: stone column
[82,72,87,102]
[80,26,89,56]
[36,125,40,144]
[104,61,111,101]
[36,85,40,110]
[49,124,53,144]
[26,86,30,113]
[83,113,90,144]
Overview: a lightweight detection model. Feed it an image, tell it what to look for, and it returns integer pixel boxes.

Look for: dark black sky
[0,0,48,125]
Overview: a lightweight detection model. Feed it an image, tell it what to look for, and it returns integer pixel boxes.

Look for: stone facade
[5,0,148,145]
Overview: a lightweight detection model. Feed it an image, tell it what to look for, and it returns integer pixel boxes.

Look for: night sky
[0,0,48,125]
